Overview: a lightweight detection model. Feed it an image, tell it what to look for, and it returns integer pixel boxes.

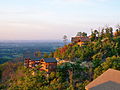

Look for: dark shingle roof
[44,58,57,63]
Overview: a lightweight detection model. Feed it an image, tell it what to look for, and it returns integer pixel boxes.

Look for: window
[46,65,48,69]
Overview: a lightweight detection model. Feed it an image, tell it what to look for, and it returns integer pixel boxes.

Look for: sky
[0,0,120,41]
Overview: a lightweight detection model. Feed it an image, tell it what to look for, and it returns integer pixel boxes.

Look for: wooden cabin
[71,36,90,46]
[85,69,120,90]
[40,58,57,73]
[24,58,57,73]
[24,58,41,68]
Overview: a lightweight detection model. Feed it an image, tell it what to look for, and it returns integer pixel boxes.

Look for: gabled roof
[43,58,57,63]
[85,69,120,89]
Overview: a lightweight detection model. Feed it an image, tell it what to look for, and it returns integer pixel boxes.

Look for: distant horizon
[0,40,72,43]
[0,39,66,42]
[0,0,120,40]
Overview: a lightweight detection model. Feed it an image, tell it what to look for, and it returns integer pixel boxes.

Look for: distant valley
[0,41,64,64]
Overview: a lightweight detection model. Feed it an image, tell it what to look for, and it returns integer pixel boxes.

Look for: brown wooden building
[71,36,90,46]
[40,58,57,72]
[24,57,57,73]
[24,58,41,68]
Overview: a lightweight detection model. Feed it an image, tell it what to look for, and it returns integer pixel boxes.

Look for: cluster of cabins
[24,34,91,73]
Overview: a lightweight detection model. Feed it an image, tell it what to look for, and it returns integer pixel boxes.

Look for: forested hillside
[0,26,120,90]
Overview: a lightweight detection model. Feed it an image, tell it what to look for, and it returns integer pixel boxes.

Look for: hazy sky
[0,0,120,40]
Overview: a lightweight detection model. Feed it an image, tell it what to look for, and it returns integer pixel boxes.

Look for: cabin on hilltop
[71,32,90,46]
[40,58,57,72]
[24,57,57,73]
[24,58,41,68]
[71,36,90,46]
[85,69,120,90]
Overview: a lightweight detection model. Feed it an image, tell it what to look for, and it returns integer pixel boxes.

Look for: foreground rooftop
[85,69,120,90]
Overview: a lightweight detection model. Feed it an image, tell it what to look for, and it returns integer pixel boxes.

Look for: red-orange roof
[85,69,120,89]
